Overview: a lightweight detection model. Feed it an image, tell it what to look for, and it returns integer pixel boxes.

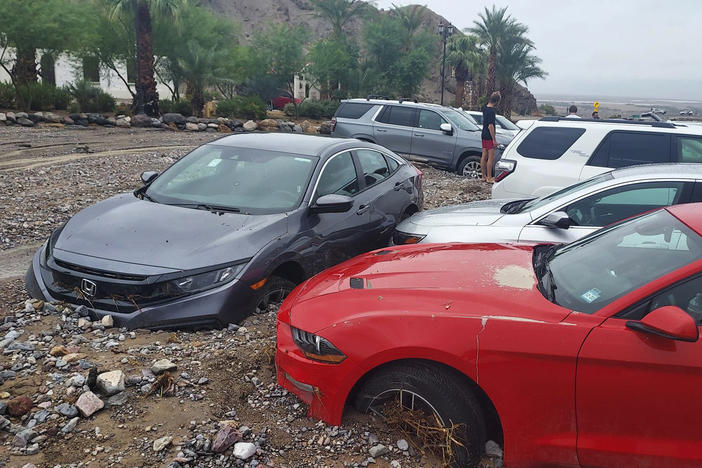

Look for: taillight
[330,118,337,132]
[494,159,516,182]
[413,165,423,189]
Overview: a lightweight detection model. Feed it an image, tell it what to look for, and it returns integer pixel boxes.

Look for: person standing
[481,91,500,182]
[565,105,581,118]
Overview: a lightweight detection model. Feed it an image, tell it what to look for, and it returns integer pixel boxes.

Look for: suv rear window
[517,127,586,160]
[335,103,374,119]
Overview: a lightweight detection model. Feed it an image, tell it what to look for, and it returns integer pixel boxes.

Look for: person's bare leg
[487,148,496,182]
[480,148,488,180]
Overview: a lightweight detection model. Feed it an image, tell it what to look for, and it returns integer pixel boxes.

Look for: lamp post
[438,20,454,106]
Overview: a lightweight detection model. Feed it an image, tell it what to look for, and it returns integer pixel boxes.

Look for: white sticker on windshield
[581,288,601,303]
[207,159,222,167]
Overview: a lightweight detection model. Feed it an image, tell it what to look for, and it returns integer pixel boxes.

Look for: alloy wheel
[462,160,482,179]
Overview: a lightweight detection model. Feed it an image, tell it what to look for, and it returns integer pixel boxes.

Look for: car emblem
[80,279,97,297]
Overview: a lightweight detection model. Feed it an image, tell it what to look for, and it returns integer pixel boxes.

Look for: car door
[307,151,372,273]
[372,105,415,156]
[410,109,456,166]
[518,181,694,244]
[576,269,702,468]
[354,149,409,246]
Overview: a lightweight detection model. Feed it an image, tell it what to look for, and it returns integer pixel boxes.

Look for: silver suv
[331,98,512,178]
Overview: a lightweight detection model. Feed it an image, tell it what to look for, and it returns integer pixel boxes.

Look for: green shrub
[216,96,267,120]
[53,86,72,110]
[159,99,192,116]
[538,104,556,116]
[115,102,133,116]
[69,80,115,113]
[14,82,57,111]
[285,100,339,119]
[0,82,15,108]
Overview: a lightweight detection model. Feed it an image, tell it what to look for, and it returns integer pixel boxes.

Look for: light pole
[438,20,454,106]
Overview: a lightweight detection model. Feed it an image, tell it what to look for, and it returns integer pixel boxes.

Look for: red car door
[576,272,702,467]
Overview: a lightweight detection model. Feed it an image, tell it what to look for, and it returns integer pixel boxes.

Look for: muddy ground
[0,124,494,468]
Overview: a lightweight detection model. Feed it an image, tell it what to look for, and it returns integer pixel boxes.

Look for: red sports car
[276,203,702,467]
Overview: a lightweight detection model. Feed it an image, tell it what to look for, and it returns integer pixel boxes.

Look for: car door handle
[415,133,425,138]
[356,204,370,215]
[376,129,387,133]
[393,182,403,191]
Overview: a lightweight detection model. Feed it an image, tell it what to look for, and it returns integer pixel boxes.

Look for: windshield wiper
[141,192,159,203]
[167,203,241,213]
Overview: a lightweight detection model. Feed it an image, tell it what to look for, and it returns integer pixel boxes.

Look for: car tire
[354,361,486,467]
[254,275,296,315]
[24,262,44,300]
[457,156,482,179]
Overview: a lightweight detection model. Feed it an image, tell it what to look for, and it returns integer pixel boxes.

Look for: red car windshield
[536,209,702,314]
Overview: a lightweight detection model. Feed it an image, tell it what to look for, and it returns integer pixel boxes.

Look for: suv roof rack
[366,94,388,101]
[398,98,418,103]
[539,116,676,129]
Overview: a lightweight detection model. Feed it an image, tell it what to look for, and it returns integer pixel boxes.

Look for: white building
[294,73,321,101]
[0,49,172,102]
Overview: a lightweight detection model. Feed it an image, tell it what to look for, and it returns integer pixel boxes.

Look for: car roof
[667,203,702,236]
[341,98,452,112]
[212,133,361,157]
[611,163,702,180]
[533,117,702,134]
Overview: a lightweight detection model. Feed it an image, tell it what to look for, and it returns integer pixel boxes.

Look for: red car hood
[288,243,572,331]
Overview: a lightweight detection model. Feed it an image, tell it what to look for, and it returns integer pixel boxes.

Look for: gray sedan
[26,134,423,329]
[393,163,702,245]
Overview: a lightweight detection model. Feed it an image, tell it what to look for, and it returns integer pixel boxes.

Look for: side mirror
[626,306,699,342]
[440,123,453,135]
[539,211,572,229]
[310,194,353,214]
[141,171,159,185]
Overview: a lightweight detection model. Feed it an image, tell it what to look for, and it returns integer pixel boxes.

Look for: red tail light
[413,165,423,189]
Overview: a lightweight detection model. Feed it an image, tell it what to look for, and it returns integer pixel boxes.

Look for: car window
[385,155,399,172]
[564,182,687,227]
[588,131,671,168]
[316,152,360,197]
[377,106,415,127]
[443,108,479,131]
[543,209,702,314]
[517,127,586,160]
[356,149,390,187]
[496,115,519,131]
[675,136,702,163]
[520,172,614,212]
[335,103,374,119]
[647,276,702,325]
[470,113,483,125]
[417,110,447,131]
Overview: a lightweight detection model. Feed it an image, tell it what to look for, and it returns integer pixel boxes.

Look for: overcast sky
[375,0,702,101]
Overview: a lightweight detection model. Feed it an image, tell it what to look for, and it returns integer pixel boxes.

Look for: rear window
[335,102,374,119]
[517,127,586,160]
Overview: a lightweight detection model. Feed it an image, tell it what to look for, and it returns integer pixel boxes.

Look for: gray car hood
[53,193,287,272]
[401,198,519,228]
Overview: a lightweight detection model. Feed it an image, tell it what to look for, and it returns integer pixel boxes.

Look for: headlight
[167,264,245,295]
[392,230,426,245]
[42,224,66,267]
[290,326,346,363]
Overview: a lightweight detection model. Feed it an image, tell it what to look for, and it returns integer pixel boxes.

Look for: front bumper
[28,248,255,329]
[275,320,352,426]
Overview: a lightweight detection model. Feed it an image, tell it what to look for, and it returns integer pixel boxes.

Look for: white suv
[492,117,702,198]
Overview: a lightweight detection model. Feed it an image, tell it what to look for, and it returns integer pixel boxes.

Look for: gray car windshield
[443,109,480,131]
[537,210,702,314]
[496,115,519,131]
[145,145,318,214]
[518,172,614,212]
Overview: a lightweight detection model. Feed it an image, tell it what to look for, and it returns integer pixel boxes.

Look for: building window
[83,56,100,83]
[126,59,137,83]
[40,54,56,86]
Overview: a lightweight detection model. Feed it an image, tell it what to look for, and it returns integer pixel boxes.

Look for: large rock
[212,425,242,453]
[242,120,257,131]
[17,117,35,127]
[75,391,104,417]
[319,120,335,135]
[44,112,62,123]
[130,113,152,128]
[162,113,186,125]
[185,122,199,131]
[7,395,32,417]
[233,442,257,459]
[115,118,130,128]
[151,359,177,375]
[258,118,279,129]
[96,370,125,396]
[0,113,6,122]
[153,435,173,451]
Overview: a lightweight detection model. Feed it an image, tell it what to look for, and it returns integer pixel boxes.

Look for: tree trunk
[187,81,204,117]
[454,78,465,108]
[501,83,514,118]
[12,45,38,86]
[486,47,496,98]
[135,0,159,116]
[475,71,484,108]
[468,80,477,109]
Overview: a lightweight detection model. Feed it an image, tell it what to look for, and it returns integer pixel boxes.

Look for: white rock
[369,444,389,457]
[233,442,257,459]
[61,417,79,433]
[77,318,91,329]
[101,315,114,327]
[185,122,199,131]
[243,120,257,131]
[96,370,125,396]
[397,439,409,451]
[151,359,177,375]
[153,435,173,451]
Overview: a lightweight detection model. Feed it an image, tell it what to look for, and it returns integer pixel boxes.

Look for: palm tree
[497,35,546,117]
[110,0,185,116]
[447,34,481,108]
[310,0,367,38]
[392,4,427,45]
[176,40,228,116]
[470,5,527,99]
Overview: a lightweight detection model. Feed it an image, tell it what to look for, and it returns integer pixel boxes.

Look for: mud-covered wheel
[457,156,482,179]
[254,276,295,314]
[354,361,486,467]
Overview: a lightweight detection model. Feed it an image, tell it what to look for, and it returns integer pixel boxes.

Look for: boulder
[186,116,199,123]
[75,391,104,417]
[197,122,207,131]
[0,112,5,122]
[7,395,32,417]
[243,120,257,131]
[319,120,335,135]
[218,123,231,133]
[130,113,152,127]
[44,112,62,123]
[185,122,199,131]
[28,112,45,123]
[150,118,162,127]
[96,370,125,396]
[162,113,186,125]
[258,118,279,128]
[15,112,28,119]
[17,117,35,127]
[115,118,130,128]
[151,359,177,375]
[293,124,303,133]
[6,112,16,122]
[228,119,243,128]
[101,315,114,328]
[63,116,75,125]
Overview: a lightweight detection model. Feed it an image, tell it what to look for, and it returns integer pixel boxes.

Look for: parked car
[492,116,702,199]
[515,119,536,130]
[270,91,301,110]
[25,134,423,329]
[393,163,702,245]
[464,109,521,139]
[331,98,513,178]
[276,203,702,467]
